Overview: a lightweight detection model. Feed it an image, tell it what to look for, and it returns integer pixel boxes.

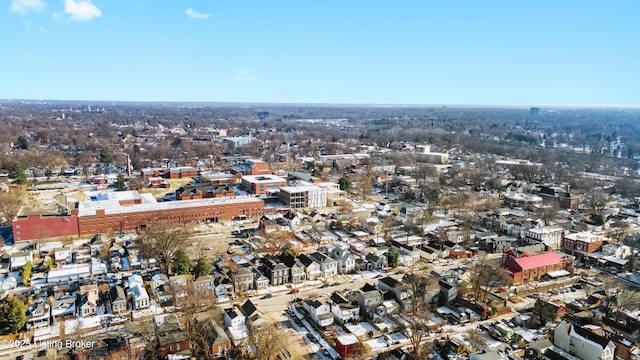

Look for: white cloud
[185,7,210,19]
[10,0,46,14]
[233,69,256,83]
[64,0,101,22]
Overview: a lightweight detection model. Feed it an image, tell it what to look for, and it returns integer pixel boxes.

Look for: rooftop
[78,191,262,216]
[512,252,564,271]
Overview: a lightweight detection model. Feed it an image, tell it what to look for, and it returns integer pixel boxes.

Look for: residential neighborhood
[0,103,640,360]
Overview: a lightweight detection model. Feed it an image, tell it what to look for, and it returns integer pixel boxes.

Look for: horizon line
[1,98,640,109]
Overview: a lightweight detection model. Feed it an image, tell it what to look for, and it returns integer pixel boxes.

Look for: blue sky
[2,0,639,105]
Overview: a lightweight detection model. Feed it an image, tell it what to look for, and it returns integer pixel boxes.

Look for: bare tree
[0,190,25,226]
[538,205,561,226]
[466,329,488,351]
[586,192,610,214]
[463,256,510,303]
[247,322,286,360]
[403,271,439,359]
[356,170,374,201]
[136,224,192,275]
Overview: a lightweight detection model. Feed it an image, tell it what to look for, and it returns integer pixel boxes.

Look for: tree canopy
[387,247,400,268]
[0,297,26,334]
[173,249,191,275]
[193,257,212,278]
[9,163,28,185]
[115,173,126,191]
[338,176,352,192]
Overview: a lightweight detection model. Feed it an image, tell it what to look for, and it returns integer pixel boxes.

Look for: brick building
[231,159,272,176]
[561,231,607,258]
[175,184,235,200]
[241,175,287,196]
[141,166,199,180]
[75,193,264,236]
[503,252,573,285]
[13,190,264,241]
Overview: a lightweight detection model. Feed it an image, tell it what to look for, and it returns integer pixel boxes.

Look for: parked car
[289,288,300,294]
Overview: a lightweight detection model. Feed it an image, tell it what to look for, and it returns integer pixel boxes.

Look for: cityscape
[2,1,640,360]
[0,102,639,360]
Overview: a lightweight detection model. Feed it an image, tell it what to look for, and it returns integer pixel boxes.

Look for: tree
[136,224,192,275]
[193,257,212,278]
[463,256,510,303]
[99,147,114,165]
[387,247,400,268]
[338,176,352,192]
[280,243,297,258]
[586,192,610,214]
[616,290,640,313]
[16,136,28,150]
[173,249,191,275]
[9,163,28,185]
[20,261,32,287]
[401,188,416,202]
[403,271,439,359]
[0,297,26,334]
[593,213,607,226]
[247,322,286,360]
[114,173,126,191]
[538,205,560,226]
[0,191,25,226]
[356,171,374,200]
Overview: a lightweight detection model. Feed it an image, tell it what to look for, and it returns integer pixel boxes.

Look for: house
[155,314,190,358]
[79,284,100,317]
[390,240,421,266]
[109,286,127,313]
[9,251,32,271]
[554,321,616,360]
[240,300,267,328]
[378,276,410,307]
[194,316,231,357]
[363,252,387,271]
[128,284,150,310]
[54,246,73,263]
[26,302,50,329]
[51,297,76,321]
[224,307,245,329]
[282,211,302,231]
[193,275,216,295]
[281,255,306,283]
[230,267,254,293]
[223,307,248,344]
[357,287,385,320]
[262,258,289,285]
[330,293,360,322]
[298,254,322,280]
[329,247,356,274]
[419,245,442,262]
[252,269,270,290]
[214,277,234,303]
[302,299,334,327]
[309,252,338,278]
[1,273,18,290]
[601,244,633,259]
